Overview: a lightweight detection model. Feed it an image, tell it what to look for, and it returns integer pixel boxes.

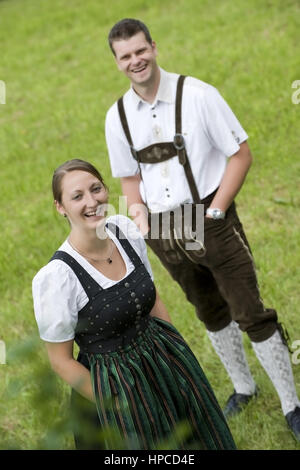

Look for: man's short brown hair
[108,18,152,55]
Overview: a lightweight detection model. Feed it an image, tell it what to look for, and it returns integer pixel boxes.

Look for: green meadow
[0,0,299,450]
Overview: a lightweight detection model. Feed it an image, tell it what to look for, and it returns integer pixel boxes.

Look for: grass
[0,0,300,450]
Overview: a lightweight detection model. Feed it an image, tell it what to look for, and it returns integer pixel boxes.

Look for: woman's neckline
[65,231,130,283]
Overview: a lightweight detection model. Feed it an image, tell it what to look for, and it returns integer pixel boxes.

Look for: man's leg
[206,321,256,396]
[251,330,300,414]
[204,204,300,438]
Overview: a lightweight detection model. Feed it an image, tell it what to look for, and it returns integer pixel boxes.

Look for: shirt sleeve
[105,104,140,178]
[32,261,81,342]
[200,86,248,157]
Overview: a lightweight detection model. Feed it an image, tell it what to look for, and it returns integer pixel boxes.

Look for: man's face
[112,31,158,88]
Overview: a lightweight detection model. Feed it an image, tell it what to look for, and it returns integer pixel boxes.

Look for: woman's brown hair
[52,159,107,203]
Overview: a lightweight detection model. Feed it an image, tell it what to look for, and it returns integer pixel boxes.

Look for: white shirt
[32,215,153,343]
[105,68,248,212]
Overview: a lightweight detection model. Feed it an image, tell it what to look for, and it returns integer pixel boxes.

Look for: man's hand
[120,174,149,235]
[208,141,253,213]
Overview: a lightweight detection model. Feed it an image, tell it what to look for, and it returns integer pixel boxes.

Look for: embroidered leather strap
[174,75,201,204]
[117,75,201,204]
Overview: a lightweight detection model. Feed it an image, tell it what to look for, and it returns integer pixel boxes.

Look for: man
[105,18,300,440]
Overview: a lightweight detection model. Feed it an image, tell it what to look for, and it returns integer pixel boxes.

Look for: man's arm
[120,174,149,235]
[206,141,253,215]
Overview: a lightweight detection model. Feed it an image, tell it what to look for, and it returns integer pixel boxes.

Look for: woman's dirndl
[50,223,236,450]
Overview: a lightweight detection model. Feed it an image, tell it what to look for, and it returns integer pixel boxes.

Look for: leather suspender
[117,98,135,156]
[174,76,201,204]
[117,75,201,205]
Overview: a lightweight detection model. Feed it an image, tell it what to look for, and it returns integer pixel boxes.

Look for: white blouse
[32,215,154,343]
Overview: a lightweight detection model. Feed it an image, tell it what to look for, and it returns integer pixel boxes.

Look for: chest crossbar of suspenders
[117,75,201,205]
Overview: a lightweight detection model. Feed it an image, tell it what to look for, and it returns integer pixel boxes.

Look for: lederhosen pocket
[118,75,206,264]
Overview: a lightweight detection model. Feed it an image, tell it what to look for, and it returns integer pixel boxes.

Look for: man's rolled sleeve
[201,86,248,158]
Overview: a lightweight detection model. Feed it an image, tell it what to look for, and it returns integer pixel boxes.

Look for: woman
[32,159,236,450]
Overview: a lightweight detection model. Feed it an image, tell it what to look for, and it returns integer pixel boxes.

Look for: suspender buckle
[174,133,186,165]
[173,133,185,151]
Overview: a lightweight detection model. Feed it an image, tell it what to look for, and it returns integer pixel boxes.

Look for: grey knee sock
[207,321,256,395]
[252,330,300,415]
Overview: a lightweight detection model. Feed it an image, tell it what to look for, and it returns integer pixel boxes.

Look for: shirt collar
[129,68,174,109]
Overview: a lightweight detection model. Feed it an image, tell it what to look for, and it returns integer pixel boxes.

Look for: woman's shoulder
[32,243,77,289]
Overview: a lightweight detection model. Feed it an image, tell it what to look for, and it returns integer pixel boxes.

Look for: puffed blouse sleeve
[32,260,82,343]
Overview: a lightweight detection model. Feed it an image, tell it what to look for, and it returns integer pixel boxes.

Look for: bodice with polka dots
[50,224,156,355]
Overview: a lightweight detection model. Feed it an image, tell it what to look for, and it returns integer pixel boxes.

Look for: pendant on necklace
[107,258,112,264]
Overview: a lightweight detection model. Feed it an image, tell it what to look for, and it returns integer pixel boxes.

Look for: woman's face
[55,170,108,233]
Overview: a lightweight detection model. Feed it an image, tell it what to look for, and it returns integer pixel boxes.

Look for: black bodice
[50,224,156,354]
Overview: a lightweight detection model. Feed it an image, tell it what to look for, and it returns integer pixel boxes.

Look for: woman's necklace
[68,238,115,264]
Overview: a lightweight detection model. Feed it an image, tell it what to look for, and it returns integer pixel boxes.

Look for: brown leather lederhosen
[117,75,280,342]
[118,75,206,265]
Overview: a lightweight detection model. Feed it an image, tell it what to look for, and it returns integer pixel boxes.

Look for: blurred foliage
[1,335,194,450]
